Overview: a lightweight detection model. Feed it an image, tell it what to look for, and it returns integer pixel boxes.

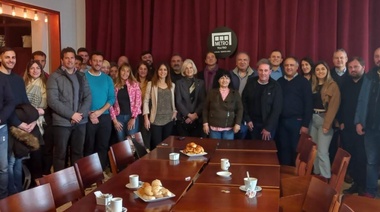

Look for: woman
[300,57,314,82]
[110,63,142,142]
[309,61,340,178]
[175,59,206,137]
[109,62,118,82]
[203,72,243,140]
[101,60,111,75]
[23,60,46,187]
[136,61,151,149]
[143,63,176,149]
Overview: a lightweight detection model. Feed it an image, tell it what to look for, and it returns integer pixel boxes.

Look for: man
[75,55,85,73]
[117,55,129,67]
[0,47,36,195]
[338,57,366,195]
[0,53,15,199]
[77,47,91,72]
[170,54,183,83]
[47,47,92,171]
[331,49,350,87]
[230,52,257,139]
[269,50,284,80]
[277,57,312,165]
[198,52,227,92]
[84,51,115,170]
[141,51,154,76]
[330,48,350,170]
[355,48,380,198]
[32,50,49,77]
[242,58,282,140]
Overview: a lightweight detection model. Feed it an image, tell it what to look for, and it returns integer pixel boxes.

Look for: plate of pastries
[134,179,175,202]
[180,142,207,157]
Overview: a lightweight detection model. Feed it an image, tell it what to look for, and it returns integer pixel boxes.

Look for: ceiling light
[24,9,27,18]
[12,6,15,16]
[34,11,38,21]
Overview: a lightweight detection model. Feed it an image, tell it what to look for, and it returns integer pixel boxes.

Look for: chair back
[339,203,354,212]
[329,148,351,193]
[0,184,56,212]
[74,153,104,195]
[302,176,338,212]
[296,138,317,176]
[108,140,135,175]
[295,133,312,168]
[36,166,83,208]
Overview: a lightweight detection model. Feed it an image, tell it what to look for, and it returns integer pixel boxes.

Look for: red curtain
[86,0,380,71]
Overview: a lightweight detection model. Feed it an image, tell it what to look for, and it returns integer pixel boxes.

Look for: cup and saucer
[239,185,262,192]
[125,181,143,189]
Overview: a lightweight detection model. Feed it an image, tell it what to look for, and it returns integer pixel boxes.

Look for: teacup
[169,153,179,160]
[220,158,230,170]
[129,174,139,188]
[244,177,258,191]
[109,197,123,212]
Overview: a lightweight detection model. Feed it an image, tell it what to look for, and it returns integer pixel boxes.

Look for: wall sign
[207,27,238,58]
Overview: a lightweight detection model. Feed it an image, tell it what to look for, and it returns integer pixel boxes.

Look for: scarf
[26,78,47,135]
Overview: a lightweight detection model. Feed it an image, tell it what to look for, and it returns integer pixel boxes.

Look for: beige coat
[143,81,176,123]
[320,80,340,130]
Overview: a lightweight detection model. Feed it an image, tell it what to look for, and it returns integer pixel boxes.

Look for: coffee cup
[220,158,230,170]
[109,197,123,212]
[129,174,139,188]
[169,153,179,160]
[244,177,258,191]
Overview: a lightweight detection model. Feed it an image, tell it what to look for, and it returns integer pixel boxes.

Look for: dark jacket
[0,73,15,125]
[242,77,283,132]
[47,68,92,127]
[203,88,243,128]
[175,78,206,120]
[230,67,257,92]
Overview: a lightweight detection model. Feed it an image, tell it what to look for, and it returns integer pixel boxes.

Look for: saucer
[107,206,127,212]
[125,181,143,189]
[216,171,232,177]
[239,185,262,192]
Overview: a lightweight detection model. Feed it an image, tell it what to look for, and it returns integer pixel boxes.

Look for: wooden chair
[339,203,354,212]
[36,166,83,208]
[341,194,380,212]
[74,153,104,196]
[280,137,317,179]
[280,176,338,212]
[0,183,56,212]
[108,139,135,175]
[316,148,351,193]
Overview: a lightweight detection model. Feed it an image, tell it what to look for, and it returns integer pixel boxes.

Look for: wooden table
[209,150,279,166]
[172,184,280,212]
[218,139,277,152]
[140,147,209,163]
[195,164,280,188]
[342,195,380,212]
[158,136,219,152]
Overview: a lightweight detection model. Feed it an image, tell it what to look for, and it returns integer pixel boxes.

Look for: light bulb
[34,11,38,21]
[0,4,3,14]
[12,6,15,16]
[44,14,48,23]
[24,9,27,18]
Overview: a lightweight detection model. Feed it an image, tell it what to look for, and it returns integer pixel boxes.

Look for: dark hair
[300,57,315,75]
[136,61,152,81]
[0,47,15,55]
[23,60,46,86]
[89,51,104,60]
[347,57,365,67]
[110,62,118,69]
[32,51,46,59]
[77,47,88,54]
[151,62,172,89]
[141,50,152,57]
[75,55,83,63]
[60,47,76,59]
[256,58,272,70]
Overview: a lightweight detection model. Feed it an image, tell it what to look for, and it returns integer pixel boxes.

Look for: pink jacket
[110,80,142,120]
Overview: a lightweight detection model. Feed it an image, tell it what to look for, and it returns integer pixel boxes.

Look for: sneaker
[361,192,375,198]
[343,183,359,194]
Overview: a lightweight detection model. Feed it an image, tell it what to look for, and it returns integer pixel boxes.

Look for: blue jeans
[234,122,248,139]
[115,114,139,141]
[210,129,234,140]
[363,129,380,196]
[7,152,23,195]
[0,126,8,199]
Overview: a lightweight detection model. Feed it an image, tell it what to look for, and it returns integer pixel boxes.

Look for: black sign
[207,27,238,58]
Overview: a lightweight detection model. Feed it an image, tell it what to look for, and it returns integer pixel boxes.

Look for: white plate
[125,181,143,189]
[133,191,176,202]
[239,185,262,192]
[106,206,127,212]
[216,171,232,177]
[180,150,207,157]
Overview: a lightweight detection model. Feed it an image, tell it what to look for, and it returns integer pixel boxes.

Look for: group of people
[0,45,379,199]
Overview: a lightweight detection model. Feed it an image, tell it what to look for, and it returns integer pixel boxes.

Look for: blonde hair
[181,59,198,76]
[114,63,137,89]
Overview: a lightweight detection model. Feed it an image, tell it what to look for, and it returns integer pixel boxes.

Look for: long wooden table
[217,139,277,152]
[67,136,280,211]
